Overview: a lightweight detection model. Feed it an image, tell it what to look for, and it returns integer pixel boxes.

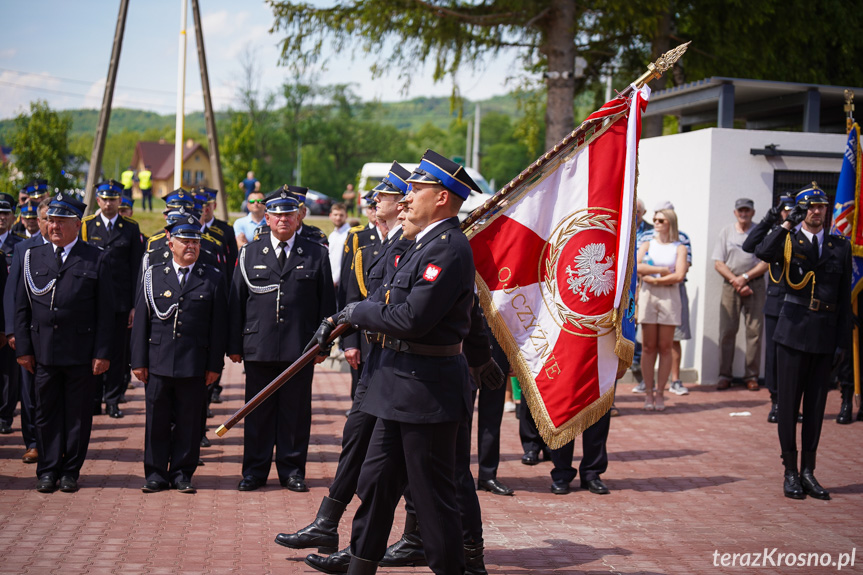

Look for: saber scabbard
[215,323,350,437]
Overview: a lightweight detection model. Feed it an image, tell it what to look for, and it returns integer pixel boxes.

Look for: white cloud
[0,69,76,119]
[0,48,17,59]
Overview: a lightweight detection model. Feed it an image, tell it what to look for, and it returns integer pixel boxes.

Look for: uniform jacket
[754,225,852,354]
[341,229,412,355]
[205,218,238,270]
[337,225,382,309]
[353,217,474,424]
[81,214,145,313]
[131,261,227,378]
[298,223,328,247]
[15,241,115,365]
[742,216,785,317]
[1,231,25,267]
[4,234,45,335]
[228,233,336,363]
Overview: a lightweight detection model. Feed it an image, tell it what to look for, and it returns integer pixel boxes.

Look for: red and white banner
[469,86,649,447]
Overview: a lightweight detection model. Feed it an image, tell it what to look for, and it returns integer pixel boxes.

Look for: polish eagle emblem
[564,243,615,302]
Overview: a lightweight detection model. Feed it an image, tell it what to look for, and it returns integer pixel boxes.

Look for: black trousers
[329,382,377,504]
[764,313,779,397]
[0,344,19,426]
[34,363,95,479]
[475,383,505,481]
[549,411,611,484]
[144,373,207,485]
[456,390,483,543]
[776,343,831,456]
[20,366,37,449]
[242,361,313,481]
[95,312,128,407]
[350,418,463,575]
[518,400,544,454]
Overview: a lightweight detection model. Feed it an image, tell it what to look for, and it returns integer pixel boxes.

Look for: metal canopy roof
[643,77,862,133]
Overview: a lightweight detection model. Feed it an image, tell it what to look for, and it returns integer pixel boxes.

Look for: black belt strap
[784,293,835,312]
[365,332,463,357]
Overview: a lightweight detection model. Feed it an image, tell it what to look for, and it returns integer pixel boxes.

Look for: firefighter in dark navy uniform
[337,192,383,311]
[742,194,795,423]
[288,186,329,248]
[81,179,145,419]
[228,188,335,493]
[131,214,227,494]
[310,150,480,575]
[15,192,114,493]
[0,189,25,437]
[755,183,852,501]
[196,186,238,271]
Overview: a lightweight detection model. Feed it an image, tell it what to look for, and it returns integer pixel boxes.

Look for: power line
[0,67,235,103]
[0,79,179,111]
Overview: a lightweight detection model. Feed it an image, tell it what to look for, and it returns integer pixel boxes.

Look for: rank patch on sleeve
[423,264,441,281]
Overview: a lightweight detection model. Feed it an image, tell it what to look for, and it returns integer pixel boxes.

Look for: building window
[195,170,205,184]
[183,170,191,185]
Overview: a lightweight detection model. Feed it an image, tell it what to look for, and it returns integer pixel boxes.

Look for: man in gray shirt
[712,198,769,390]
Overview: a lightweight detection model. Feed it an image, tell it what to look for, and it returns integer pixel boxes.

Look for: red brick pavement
[1,363,861,574]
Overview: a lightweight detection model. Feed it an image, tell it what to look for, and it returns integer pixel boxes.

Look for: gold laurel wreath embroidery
[543,212,617,334]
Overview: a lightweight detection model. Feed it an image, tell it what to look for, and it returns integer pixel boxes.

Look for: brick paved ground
[1,362,861,574]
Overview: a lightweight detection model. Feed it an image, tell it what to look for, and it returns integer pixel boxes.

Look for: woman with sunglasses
[635,206,689,411]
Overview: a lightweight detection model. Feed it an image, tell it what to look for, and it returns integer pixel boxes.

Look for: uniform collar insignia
[262,246,269,254]
[297,246,303,255]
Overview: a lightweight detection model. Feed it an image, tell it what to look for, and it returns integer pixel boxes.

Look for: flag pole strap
[460,42,691,233]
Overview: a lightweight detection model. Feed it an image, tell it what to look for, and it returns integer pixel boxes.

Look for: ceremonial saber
[216,42,691,437]
[215,324,350,437]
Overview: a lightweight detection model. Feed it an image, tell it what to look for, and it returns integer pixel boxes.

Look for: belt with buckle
[784,293,835,312]
[364,332,463,357]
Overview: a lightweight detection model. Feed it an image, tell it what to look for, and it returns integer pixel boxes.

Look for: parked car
[305,189,335,215]
[357,162,494,221]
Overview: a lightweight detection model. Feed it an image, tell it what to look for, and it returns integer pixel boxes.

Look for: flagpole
[846,89,861,408]
[461,42,690,232]
[174,0,188,190]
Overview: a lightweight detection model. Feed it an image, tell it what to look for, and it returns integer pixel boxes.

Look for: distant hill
[0,94,524,142]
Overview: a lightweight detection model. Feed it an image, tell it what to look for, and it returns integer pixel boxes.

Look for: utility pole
[191,0,227,220]
[83,0,129,215]
[472,104,481,172]
[174,0,188,190]
[465,121,473,169]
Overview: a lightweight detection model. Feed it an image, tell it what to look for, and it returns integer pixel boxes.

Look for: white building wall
[637,128,845,384]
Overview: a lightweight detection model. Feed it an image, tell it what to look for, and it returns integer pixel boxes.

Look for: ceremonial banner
[468,86,649,448]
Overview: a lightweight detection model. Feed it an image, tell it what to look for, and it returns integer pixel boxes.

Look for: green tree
[268,0,663,150]
[10,100,75,190]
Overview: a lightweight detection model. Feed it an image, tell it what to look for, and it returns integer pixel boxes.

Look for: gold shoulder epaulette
[121,215,138,225]
[349,224,364,232]
[147,232,166,250]
[207,225,224,236]
[82,214,97,223]
[202,232,223,247]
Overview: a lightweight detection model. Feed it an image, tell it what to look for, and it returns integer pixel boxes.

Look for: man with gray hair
[712,198,769,390]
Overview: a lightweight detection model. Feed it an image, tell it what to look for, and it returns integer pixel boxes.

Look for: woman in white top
[636,207,689,411]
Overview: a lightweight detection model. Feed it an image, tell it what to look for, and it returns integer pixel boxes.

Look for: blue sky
[0,0,521,120]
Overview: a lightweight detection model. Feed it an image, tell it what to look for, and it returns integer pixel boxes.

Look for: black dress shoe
[141,480,170,493]
[521,450,540,466]
[59,476,79,493]
[275,496,344,553]
[176,481,197,494]
[783,470,805,500]
[580,477,610,494]
[238,476,266,491]
[767,401,778,423]
[801,470,830,500]
[477,478,514,496]
[200,435,211,448]
[0,422,12,434]
[106,404,124,419]
[211,388,223,404]
[550,480,570,495]
[282,475,309,492]
[36,474,57,493]
[304,547,352,574]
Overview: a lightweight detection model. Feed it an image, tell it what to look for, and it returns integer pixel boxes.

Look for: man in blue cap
[131,214,227,494]
[0,191,25,437]
[742,193,795,422]
[14,192,115,492]
[228,188,335,493]
[3,198,51,457]
[81,180,145,419]
[755,182,852,501]
[310,149,481,575]
[11,180,50,237]
[286,185,329,247]
[196,186,238,270]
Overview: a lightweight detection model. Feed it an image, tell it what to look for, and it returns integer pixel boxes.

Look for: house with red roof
[130,139,211,197]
